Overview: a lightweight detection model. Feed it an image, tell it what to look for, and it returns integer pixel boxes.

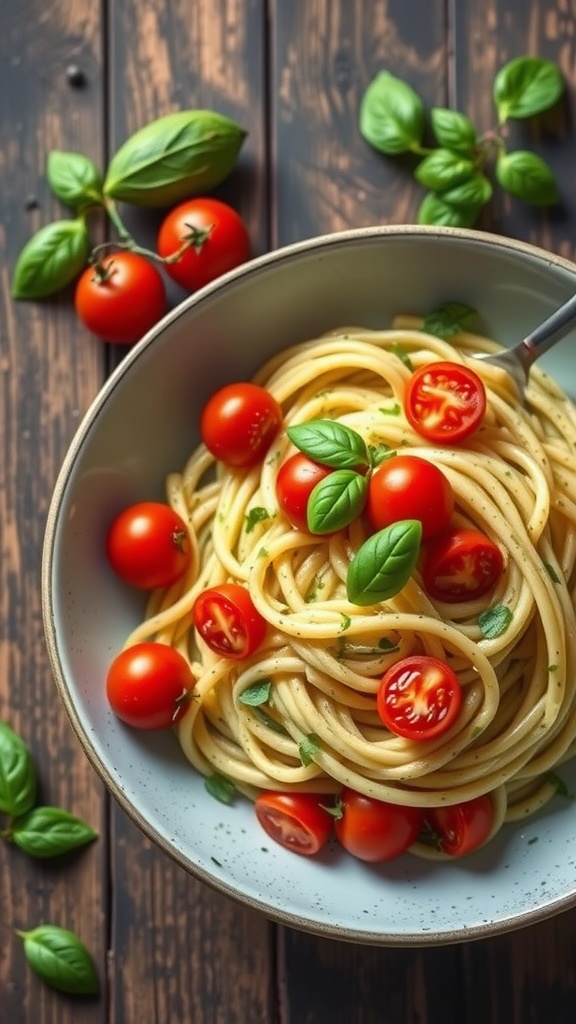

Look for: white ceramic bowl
[43,225,576,946]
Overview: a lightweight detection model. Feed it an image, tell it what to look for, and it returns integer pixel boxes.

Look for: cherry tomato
[200,382,283,468]
[422,527,504,602]
[377,655,462,741]
[255,792,333,856]
[276,453,333,531]
[157,197,251,292]
[107,502,191,590]
[405,361,486,443]
[366,454,454,540]
[74,252,167,344]
[106,642,194,730]
[193,583,267,659]
[425,794,494,856]
[334,788,423,862]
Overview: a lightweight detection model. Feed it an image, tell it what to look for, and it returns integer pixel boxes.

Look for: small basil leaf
[430,108,477,154]
[12,218,89,299]
[307,470,367,534]
[439,173,492,210]
[478,604,513,639]
[245,507,272,534]
[423,302,477,340]
[239,680,272,707]
[359,70,425,154]
[204,773,236,804]
[299,733,320,766]
[46,151,103,208]
[417,191,480,228]
[346,520,422,606]
[415,149,475,192]
[10,806,98,859]
[103,110,247,208]
[287,420,369,469]
[496,150,558,205]
[0,722,37,817]
[17,925,99,995]
[494,56,564,122]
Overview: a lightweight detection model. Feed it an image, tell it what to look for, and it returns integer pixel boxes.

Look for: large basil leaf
[359,71,425,154]
[17,925,99,995]
[11,806,98,858]
[346,520,422,605]
[287,420,369,469]
[307,470,367,534]
[494,56,564,122]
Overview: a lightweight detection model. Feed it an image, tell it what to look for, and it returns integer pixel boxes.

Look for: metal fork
[473,292,576,396]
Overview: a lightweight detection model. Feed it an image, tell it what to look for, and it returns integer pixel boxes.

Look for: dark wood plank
[105,3,274,1022]
[0,2,108,1021]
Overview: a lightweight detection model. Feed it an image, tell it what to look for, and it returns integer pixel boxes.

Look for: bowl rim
[42,223,576,945]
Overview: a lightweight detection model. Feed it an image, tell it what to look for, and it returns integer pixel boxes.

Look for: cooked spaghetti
[124,320,576,858]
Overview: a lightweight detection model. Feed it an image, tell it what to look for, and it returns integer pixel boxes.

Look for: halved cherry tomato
[255,792,332,856]
[377,655,462,741]
[366,454,454,540]
[276,453,333,531]
[192,583,267,659]
[422,527,504,602]
[107,501,191,590]
[424,794,494,856]
[106,642,194,730]
[405,360,486,443]
[200,382,283,468]
[334,788,423,862]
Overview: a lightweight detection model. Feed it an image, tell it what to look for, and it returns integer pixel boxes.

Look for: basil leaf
[287,420,369,469]
[299,733,320,766]
[103,110,247,208]
[12,218,89,299]
[0,723,37,817]
[204,773,236,804]
[423,302,477,340]
[494,56,564,122]
[478,604,513,639]
[496,150,558,205]
[17,925,99,995]
[439,173,492,210]
[430,108,477,154]
[307,470,367,534]
[359,70,425,154]
[346,520,422,606]
[10,806,98,859]
[245,507,272,534]
[415,149,475,192]
[418,192,480,228]
[46,151,103,208]
[239,680,272,707]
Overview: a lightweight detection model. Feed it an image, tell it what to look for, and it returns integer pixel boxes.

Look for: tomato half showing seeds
[424,794,494,856]
[405,360,487,443]
[157,197,251,292]
[276,453,333,532]
[422,527,504,603]
[255,792,333,856]
[107,501,191,590]
[200,382,283,468]
[106,642,194,730]
[74,251,167,345]
[366,454,454,541]
[334,788,423,862]
[193,583,267,660]
[377,655,462,741]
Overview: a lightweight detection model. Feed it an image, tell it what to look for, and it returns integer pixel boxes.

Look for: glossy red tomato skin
[107,502,191,590]
[192,583,267,660]
[377,655,462,741]
[157,197,251,292]
[405,360,487,443]
[276,453,333,531]
[366,455,454,541]
[334,788,423,862]
[200,382,283,468]
[106,642,194,730]
[254,792,333,856]
[425,794,494,856]
[74,252,167,344]
[422,527,504,602]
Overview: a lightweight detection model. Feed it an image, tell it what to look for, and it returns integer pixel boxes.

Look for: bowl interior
[43,226,576,945]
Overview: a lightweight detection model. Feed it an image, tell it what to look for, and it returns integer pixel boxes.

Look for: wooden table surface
[2,1,576,1021]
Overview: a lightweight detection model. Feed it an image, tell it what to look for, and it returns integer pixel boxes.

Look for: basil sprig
[346,520,422,606]
[17,925,99,995]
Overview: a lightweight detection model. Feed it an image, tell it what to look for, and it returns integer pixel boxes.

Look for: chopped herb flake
[245,507,272,533]
[478,604,513,639]
[204,773,236,805]
[299,733,320,766]
[239,680,272,707]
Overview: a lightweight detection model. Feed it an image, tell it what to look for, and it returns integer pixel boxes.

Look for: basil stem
[346,520,422,606]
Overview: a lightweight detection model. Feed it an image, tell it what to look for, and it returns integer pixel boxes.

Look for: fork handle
[521,292,576,365]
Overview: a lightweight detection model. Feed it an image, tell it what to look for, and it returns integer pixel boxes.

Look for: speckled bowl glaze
[42,225,576,946]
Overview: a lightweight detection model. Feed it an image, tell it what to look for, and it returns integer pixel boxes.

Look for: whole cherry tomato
[106,642,194,730]
[157,197,251,292]
[192,583,267,659]
[377,655,462,741]
[366,454,454,540]
[276,453,333,531]
[107,501,191,590]
[254,792,333,856]
[200,382,283,468]
[405,361,486,443]
[74,251,167,344]
[334,788,423,862]
[424,794,495,856]
[422,527,505,602]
